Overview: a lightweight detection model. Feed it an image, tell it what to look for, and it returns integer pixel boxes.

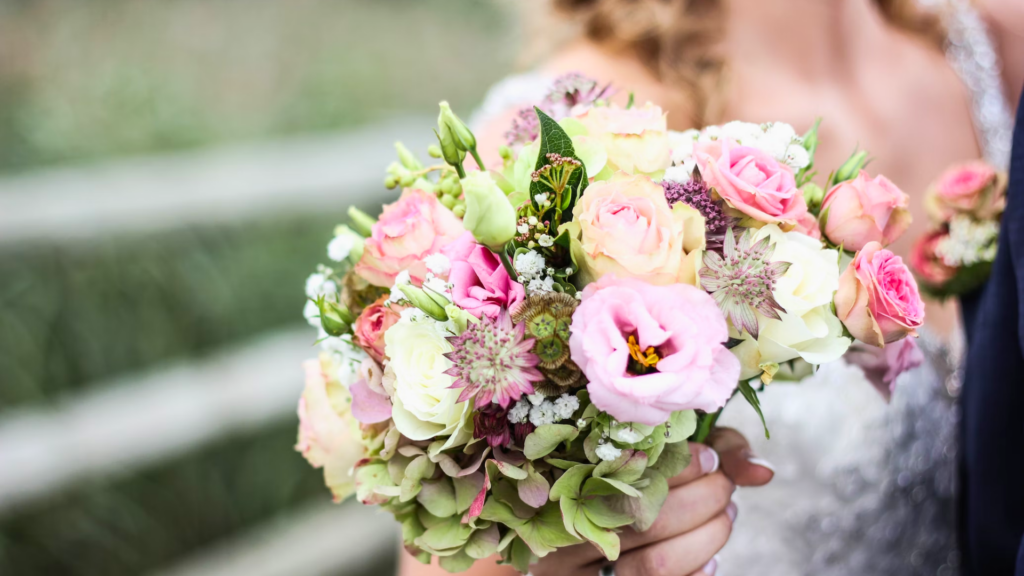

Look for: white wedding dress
[473,1,1014,574]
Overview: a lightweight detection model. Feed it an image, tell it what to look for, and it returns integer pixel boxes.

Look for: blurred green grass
[0,0,514,172]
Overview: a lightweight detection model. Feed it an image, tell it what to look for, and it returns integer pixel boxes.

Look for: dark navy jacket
[960,91,1024,576]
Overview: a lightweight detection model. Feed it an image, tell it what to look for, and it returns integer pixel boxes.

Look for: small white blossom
[616,427,645,444]
[327,234,356,262]
[424,253,451,276]
[508,399,531,424]
[667,129,700,165]
[720,121,763,146]
[528,216,538,225]
[527,276,556,294]
[663,162,696,184]
[305,272,337,299]
[529,400,558,427]
[303,299,321,328]
[782,143,810,170]
[515,250,546,280]
[535,192,550,205]
[565,268,573,275]
[595,443,623,462]
[388,270,413,303]
[576,418,588,428]
[553,394,580,420]
[317,333,368,387]
[517,223,530,235]
[537,234,554,247]
[527,392,547,406]
[936,216,1000,267]
[422,272,452,301]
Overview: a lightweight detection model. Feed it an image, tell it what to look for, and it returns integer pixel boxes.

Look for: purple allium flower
[444,312,544,408]
[506,107,540,146]
[699,228,791,339]
[473,404,512,448]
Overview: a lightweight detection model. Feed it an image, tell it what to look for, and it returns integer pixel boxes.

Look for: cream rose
[573,103,671,176]
[564,172,705,286]
[383,313,472,448]
[731,225,851,379]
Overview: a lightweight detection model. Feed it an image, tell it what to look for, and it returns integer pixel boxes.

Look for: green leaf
[516,502,584,557]
[355,462,394,505]
[574,508,621,561]
[439,549,476,573]
[544,458,579,470]
[479,498,527,529]
[465,524,501,559]
[416,477,458,518]
[650,440,691,479]
[583,428,602,463]
[531,108,588,215]
[486,459,528,481]
[415,516,473,553]
[524,424,580,460]
[400,455,436,502]
[738,380,771,439]
[518,464,551,508]
[583,476,642,498]
[549,464,596,501]
[665,410,698,443]
[559,497,583,538]
[593,449,648,483]
[608,469,669,532]
[581,496,636,529]
[510,537,535,574]
[453,473,485,514]
[492,478,538,520]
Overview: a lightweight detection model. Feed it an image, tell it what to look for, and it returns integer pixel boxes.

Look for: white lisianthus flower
[383,315,471,448]
[731,225,851,379]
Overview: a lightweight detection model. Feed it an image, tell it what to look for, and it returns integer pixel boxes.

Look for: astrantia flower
[700,228,790,338]
[506,107,540,146]
[444,312,544,408]
[544,72,612,116]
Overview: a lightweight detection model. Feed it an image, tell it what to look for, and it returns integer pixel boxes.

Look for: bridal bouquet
[296,75,925,573]
[910,161,1007,297]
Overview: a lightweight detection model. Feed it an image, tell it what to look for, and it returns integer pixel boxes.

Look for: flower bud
[434,124,462,170]
[438,101,476,151]
[316,296,354,336]
[398,284,449,321]
[394,141,423,171]
[834,150,868,184]
[427,144,443,159]
[821,171,911,251]
[461,171,516,250]
[384,175,398,189]
[445,304,476,334]
[801,182,824,210]
[347,206,377,237]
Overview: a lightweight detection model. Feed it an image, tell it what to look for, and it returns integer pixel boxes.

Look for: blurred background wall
[0,1,519,574]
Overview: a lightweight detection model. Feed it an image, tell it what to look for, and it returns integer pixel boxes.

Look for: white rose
[383,316,472,448]
[732,225,851,379]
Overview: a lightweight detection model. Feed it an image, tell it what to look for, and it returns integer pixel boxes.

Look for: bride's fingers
[708,427,775,487]
[667,442,720,487]
[685,554,720,576]
[610,512,733,576]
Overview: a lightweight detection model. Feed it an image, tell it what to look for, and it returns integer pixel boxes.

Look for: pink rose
[845,338,924,402]
[926,161,1004,221]
[695,139,808,225]
[574,103,671,175]
[441,231,525,319]
[296,356,364,502]
[820,171,911,251]
[910,229,956,286]
[793,211,822,240]
[353,296,402,363]
[835,242,925,347]
[355,188,465,287]
[566,173,705,286]
[569,275,740,425]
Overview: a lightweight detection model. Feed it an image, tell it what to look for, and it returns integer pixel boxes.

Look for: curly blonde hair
[539,0,946,125]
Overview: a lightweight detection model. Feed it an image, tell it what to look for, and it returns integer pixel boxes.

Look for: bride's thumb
[707,427,775,487]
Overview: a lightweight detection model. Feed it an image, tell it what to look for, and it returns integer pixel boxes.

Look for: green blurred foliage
[0,0,513,172]
[0,212,345,406]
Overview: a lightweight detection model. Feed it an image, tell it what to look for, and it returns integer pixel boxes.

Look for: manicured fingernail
[702,554,720,575]
[726,502,738,523]
[747,455,776,473]
[700,447,720,474]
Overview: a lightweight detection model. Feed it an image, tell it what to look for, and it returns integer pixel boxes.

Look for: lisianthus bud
[834,150,868,184]
[398,284,449,321]
[801,182,825,212]
[347,206,377,237]
[438,101,477,151]
[394,141,423,171]
[435,123,463,172]
[820,171,911,251]
[461,171,516,251]
[316,297,354,336]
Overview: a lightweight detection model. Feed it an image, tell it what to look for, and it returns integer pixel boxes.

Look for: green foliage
[738,381,771,439]
[530,108,588,219]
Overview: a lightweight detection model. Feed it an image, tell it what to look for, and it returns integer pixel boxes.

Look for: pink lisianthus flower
[569,275,741,426]
[835,242,926,347]
[926,161,1004,221]
[355,188,465,287]
[442,231,525,319]
[349,358,392,424]
[820,171,912,251]
[353,296,402,363]
[295,356,365,502]
[845,338,925,402]
[695,139,808,226]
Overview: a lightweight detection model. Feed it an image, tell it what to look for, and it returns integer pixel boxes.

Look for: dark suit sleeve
[1017,535,1024,576]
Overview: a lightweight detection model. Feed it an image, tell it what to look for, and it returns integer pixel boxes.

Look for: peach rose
[296,355,365,502]
[820,171,911,251]
[835,242,925,347]
[564,172,705,286]
[910,229,956,286]
[695,139,808,226]
[574,103,671,176]
[355,188,465,287]
[926,161,1005,221]
[352,296,402,363]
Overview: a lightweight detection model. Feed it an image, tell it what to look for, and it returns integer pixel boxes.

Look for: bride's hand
[530,429,774,576]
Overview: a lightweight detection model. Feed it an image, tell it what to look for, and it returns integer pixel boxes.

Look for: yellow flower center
[627,335,660,370]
